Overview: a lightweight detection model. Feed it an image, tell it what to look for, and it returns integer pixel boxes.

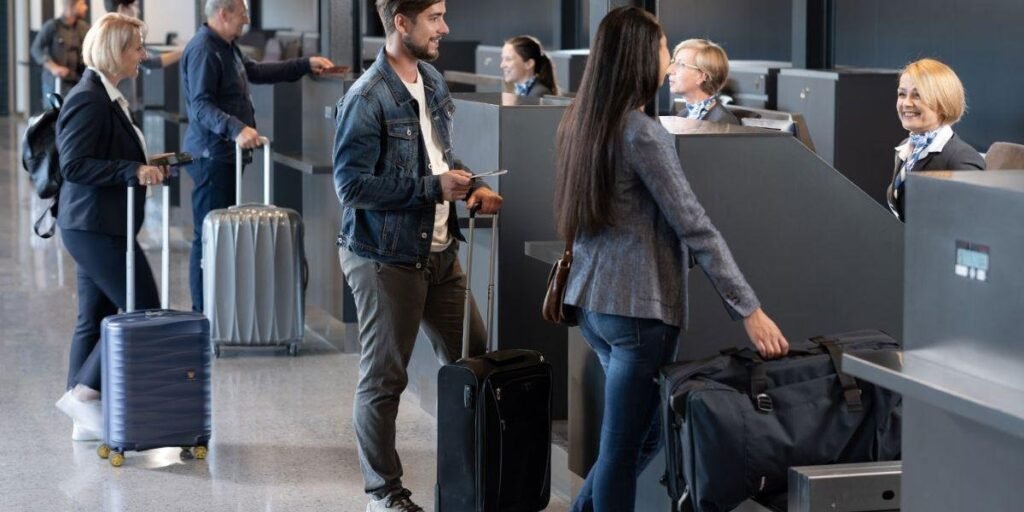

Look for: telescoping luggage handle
[461,204,499,360]
[235,137,272,206]
[125,178,172,313]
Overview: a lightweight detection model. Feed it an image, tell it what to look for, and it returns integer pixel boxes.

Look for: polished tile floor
[0,120,569,511]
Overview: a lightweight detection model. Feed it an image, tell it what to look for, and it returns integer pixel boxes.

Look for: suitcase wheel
[287,343,299,357]
[193,445,208,460]
[97,444,110,459]
[109,451,125,467]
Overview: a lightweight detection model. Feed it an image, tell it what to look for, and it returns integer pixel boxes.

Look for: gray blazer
[564,111,760,328]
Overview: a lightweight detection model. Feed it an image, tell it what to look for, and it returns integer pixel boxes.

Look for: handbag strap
[561,232,575,263]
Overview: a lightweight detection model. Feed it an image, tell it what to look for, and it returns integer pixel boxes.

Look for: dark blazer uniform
[525,81,553,98]
[56,68,160,391]
[886,132,985,220]
[676,100,741,125]
[704,101,741,125]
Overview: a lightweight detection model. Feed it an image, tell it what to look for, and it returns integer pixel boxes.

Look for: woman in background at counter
[554,8,788,512]
[887,58,984,221]
[668,38,739,125]
[500,35,559,97]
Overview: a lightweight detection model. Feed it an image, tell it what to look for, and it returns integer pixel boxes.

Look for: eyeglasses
[671,59,703,72]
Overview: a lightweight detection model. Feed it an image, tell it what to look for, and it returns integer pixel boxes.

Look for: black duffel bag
[660,330,902,512]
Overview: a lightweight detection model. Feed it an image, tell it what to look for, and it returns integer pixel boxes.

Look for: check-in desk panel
[723,60,792,110]
[254,75,357,343]
[404,93,571,419]
[777,68,906,206]
[530,118,904,507]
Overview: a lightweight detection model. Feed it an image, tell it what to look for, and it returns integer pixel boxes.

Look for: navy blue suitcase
[97,184,211,467]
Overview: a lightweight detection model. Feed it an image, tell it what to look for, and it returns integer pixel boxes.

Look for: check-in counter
[140,57,189,215]
[777,68,905,206]
[722,60,792,110]
[404,93,571,420]
[548,49,588,94]
[259,74,358,343]
[527,117,904,507]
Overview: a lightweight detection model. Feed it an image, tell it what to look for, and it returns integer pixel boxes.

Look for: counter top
[453,92,564,107]
[272,151,333,175]
[659,116,788,137]
[844,350,1024,439]
[524,241,567,265]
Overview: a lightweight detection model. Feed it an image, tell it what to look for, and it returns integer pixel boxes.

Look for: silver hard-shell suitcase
[202,138,305,356]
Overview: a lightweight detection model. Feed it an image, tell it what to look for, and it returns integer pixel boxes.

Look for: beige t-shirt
[403,72,452,252]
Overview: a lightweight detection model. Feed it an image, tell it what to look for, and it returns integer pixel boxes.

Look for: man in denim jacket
[333,1,502,510]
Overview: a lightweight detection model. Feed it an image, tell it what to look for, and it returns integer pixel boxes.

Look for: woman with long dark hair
[501,35,559,97]
[554,7,788,511]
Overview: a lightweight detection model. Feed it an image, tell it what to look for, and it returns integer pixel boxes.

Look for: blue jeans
[187,158,238,312]
[570,309,679,512]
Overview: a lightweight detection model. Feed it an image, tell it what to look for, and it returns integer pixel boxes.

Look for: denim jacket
[333,49,485,266]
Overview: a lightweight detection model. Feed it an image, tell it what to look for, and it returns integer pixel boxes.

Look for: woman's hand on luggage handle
[135,165,169,187]
[743,308,789,359]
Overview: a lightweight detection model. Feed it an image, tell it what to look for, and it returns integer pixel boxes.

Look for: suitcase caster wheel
[97,444,110,459]
[109,452,125,467]
[213,345,221,358]
[287,344,299,357]
[193,446,208,460]
[180,447,194,460]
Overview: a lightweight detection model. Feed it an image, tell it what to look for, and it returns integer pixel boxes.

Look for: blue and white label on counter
[955,240,989,282]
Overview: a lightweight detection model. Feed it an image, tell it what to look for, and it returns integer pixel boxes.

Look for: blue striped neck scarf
[894,130,939,198]
[685,96,717,120]
[514,76,537,96]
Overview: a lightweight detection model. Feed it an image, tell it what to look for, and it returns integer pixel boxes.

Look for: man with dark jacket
[31,0,90,110]
[333,1,502,510]
[182,0,332,311]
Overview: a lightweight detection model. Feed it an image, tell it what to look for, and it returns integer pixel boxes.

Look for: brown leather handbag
[542,236,578,326]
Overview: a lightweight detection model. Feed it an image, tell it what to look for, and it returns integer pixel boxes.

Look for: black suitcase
[435,209,553,512]
[661,330,902,512]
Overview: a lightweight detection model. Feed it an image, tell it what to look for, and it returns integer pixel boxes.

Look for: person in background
[53,13,169,442]
[667,38,739,125]
[104,0,184,112]
[554,8,788,511]
[501,35,559,97]
[182,0,333,312]
[31,0,90,109]
[887,58,984,221]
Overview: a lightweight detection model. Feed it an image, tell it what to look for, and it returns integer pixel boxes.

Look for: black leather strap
[33,198,57,239]
[817,339,864,412]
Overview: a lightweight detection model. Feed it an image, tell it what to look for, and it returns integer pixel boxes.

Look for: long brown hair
[506,35,559,95]
[554,7,664,238]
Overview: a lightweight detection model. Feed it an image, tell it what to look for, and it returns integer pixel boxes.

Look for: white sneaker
[71,423,102,442]
[55,391,102,434]
[366,489,424,512]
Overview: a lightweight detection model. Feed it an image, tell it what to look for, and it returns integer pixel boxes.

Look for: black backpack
[21,93,64,238]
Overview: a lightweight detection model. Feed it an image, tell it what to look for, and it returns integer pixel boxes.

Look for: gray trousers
[340,243,486,498]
